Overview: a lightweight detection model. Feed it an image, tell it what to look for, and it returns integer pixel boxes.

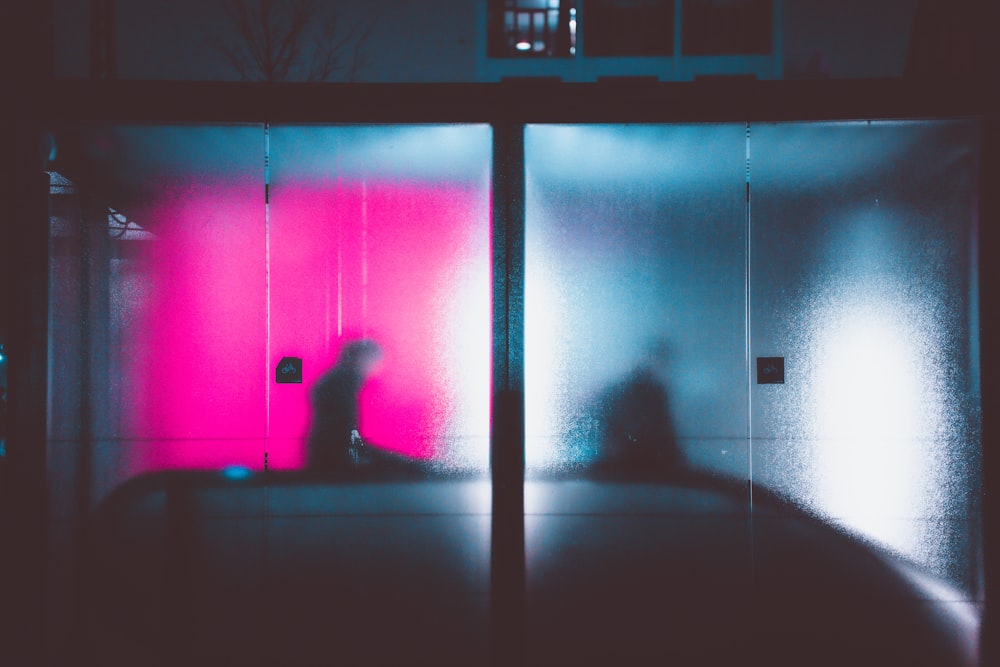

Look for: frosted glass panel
[47,124,494,665]
[267,125,492,472]
[749,120,981,594]
[524,124,748,476]
[48,124,266,508]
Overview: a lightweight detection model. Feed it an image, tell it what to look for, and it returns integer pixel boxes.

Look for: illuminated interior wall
[524,124,749,476]
[48,125,268,515]
[47,119,981,597]
[524,120,981,594]
[266,125,492,470]
[47,124,492,510]
[750,120,981,592]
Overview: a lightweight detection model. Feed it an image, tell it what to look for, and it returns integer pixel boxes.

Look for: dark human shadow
[78,347,978,666]
[585,340,687,480]
[306,339,427,477]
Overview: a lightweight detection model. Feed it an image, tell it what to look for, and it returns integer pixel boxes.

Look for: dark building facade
[3,2,999,665]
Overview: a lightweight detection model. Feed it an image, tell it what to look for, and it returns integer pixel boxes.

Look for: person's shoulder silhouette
[307,340,382,473]
[592,342,684,479]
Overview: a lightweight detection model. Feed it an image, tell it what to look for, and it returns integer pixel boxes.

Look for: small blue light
[222,466,252,480]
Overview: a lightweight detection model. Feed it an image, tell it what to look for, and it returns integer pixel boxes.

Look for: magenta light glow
[268,181,490,467]
[121,171,490,475]
[124,176,268,472]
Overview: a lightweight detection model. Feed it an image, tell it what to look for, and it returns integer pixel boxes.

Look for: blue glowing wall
[524,120,981,595]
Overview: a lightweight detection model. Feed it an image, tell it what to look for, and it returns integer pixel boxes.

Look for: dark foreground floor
[34,468,981,666]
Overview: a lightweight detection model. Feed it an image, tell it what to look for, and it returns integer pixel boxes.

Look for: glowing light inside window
[516,41,532,51]
[222,466,253,480]
[798,207,953,558]
[804,293,946,555]
[524,242,563,469]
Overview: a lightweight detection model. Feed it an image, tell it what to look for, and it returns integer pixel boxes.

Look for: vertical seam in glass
[745,121,755,578]
[262,122,273,657]
[264,123,272,448]
[361,180,369,336]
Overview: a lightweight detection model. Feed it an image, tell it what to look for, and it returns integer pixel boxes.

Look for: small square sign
[757,356,784,384]
[276,357,303,384]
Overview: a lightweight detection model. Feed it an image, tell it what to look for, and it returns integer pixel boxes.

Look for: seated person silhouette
[307,340,383,472]
[306,339,424,476]
[590,344,686,480]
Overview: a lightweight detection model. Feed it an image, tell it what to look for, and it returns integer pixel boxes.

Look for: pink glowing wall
[125,175,268,471]
[110,126,491,474]
[268,181,489,467]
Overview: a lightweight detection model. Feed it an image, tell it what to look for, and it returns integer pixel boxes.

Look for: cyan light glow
[222,465,253,480]
[524,121,980,595]
[524,123,748,471]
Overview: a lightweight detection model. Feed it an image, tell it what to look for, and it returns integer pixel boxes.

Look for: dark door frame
[6,77,999,665]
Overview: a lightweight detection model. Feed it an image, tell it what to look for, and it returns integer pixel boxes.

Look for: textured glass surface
[47,124,267,510]
[749,120,981,594]
[267,125,492,471]
[47,123,492,495]
[46,124,493,664]
[524,124,748,475]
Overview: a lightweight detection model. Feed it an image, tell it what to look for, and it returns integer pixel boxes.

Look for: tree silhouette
[216,0,376,82]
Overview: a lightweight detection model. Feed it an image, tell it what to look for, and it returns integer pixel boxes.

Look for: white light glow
[441,191,492,471]
[524,245,563,470]
[809,297,942,555]
[516,41,532,51]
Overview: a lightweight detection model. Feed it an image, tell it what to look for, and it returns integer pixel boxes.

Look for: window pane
[48,123,267,512]
[262,125,494,661]
[523,123,751,660]
[522,120,981,663]
[490,0,576,56]
[749,120,982,597]
[681,0,772,55]
[46,123,494,665]
[525,123,749,476]
[267,125,492,472]
[583,0,674,56]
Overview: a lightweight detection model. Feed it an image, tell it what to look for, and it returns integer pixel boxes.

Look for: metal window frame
[6,77,999,664]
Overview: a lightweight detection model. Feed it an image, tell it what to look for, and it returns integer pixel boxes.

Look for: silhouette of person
[592,342,685,479]
[307,340,383,473]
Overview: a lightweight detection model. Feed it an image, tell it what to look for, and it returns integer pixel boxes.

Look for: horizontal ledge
[16,77,998,124]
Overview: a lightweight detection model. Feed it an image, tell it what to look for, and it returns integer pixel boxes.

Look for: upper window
[489,0,773,59]
[489,0,577,57]
[681,0,772,55]
[583,0,674,56]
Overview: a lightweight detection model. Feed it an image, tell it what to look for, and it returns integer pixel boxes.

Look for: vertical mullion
[491,123,525,665]
[4,145,51,667]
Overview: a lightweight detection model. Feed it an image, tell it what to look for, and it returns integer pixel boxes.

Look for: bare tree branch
[213,0,376,82]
